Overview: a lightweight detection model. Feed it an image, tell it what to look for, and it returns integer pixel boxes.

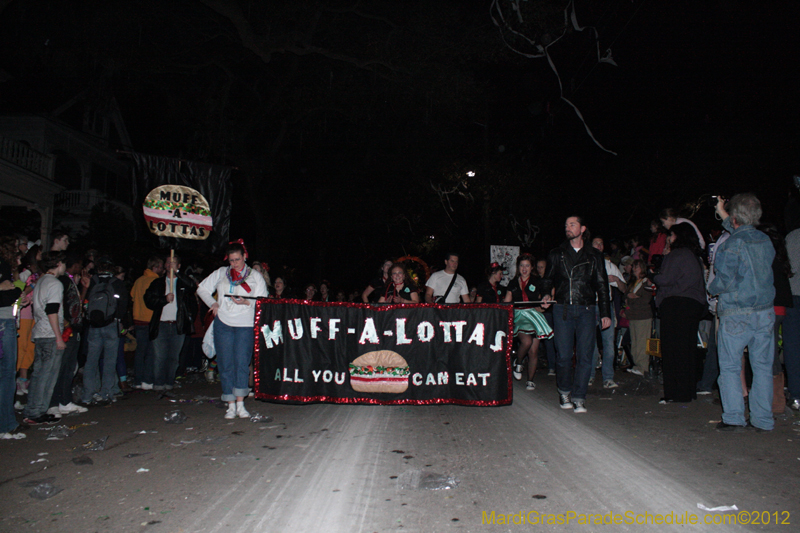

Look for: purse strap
[440,272,459,303]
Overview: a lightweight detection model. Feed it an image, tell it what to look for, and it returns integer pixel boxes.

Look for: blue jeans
[783,296,800,401]
[591,306,616,382]
[718,309,775,429]
[152,323,185,389]
[0,318,19,432]
[23,337,63,418]
[50,333,80,407]
[553,304,596,401]
[134,324,155,385]
[83,323,119,402]
[213,318,253,402]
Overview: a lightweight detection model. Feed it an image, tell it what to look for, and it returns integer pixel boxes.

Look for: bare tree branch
[197,0,403,76]
[197,0,275,62]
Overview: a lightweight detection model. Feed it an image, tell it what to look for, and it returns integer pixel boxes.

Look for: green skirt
[513,308,554,339]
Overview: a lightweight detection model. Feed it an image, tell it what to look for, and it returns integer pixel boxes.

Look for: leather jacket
[144,273,198,340]
[541,240,611,319]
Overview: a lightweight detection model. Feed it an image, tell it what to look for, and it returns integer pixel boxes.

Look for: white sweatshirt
[197,266,269,327]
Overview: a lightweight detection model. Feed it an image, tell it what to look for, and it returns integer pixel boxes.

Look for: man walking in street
[144,253,197,391]
[130,256,163,389]
[708,194,776,432]
[542,216,611,414]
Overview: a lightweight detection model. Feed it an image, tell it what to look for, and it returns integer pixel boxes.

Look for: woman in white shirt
[197,241,268,419]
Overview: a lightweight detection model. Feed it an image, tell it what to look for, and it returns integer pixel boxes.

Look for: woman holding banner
[378,264,419,304]
[197,241,268,419]
[504,253,553,391]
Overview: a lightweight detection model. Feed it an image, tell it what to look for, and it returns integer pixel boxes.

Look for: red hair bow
[224,239,248,260]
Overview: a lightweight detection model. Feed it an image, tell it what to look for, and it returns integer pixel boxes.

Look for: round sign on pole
[143,185,213,240]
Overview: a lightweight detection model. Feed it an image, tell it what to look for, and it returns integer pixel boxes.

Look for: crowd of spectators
[2,187,799,438]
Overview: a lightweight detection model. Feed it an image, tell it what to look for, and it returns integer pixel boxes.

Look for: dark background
[2,0,798,288]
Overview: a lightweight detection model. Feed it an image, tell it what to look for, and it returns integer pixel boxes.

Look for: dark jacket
[144,273,198,340]
[655,247,707,307]
[541,240,611,319]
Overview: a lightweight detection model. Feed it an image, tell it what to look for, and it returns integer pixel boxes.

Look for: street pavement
[1,371,798,532]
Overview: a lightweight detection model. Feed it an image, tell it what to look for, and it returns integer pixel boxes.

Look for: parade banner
[143,184,213,240]
[131,152,232,252]
[254,300,514,406]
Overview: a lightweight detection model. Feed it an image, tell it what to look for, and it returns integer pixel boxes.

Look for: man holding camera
[708,194,775,432]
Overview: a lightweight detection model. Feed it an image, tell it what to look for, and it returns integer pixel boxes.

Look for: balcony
[0,136,55,178]
[54,189,133,220]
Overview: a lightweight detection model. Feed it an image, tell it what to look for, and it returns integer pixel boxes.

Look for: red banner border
[253,299,515,406]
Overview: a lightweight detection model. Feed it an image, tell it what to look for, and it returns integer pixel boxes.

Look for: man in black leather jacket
[541,216,611,413]
[144,254,198,390]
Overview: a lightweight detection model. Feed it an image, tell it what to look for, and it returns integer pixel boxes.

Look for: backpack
[87,275,119,327]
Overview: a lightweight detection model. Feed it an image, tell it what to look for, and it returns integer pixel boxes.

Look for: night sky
[2,0,799,286]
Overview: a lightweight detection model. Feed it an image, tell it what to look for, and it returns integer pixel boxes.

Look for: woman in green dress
[504,253,553,390]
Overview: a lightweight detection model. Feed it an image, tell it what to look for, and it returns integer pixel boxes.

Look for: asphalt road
[1,372,798,532]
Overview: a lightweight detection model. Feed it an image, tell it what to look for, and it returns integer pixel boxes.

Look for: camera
[708,195,728,206]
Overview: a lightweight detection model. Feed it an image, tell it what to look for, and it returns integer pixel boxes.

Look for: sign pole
[170,248,175,294]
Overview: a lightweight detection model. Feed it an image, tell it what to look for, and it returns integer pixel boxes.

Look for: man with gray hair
[708,193,775,432]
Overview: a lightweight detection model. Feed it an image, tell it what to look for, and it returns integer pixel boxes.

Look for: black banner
[131,152,232,253]
[254,300,514,406]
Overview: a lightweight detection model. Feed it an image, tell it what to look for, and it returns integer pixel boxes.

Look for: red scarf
[519,277,529,302]
[230,268,251,293]
[385,282,403,300]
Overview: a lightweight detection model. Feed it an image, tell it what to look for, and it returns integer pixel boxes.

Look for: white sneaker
[14,401,24,411]
[46,406,63,418]
[60,402,88,414]
[140,382,154,390]
[0,431,26,440]
[525,381,536,391]
[573,399,587,414]
[236,402,250,419]
[224,403,237,419]
[627,368,644,376]
[512,359,523,381]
